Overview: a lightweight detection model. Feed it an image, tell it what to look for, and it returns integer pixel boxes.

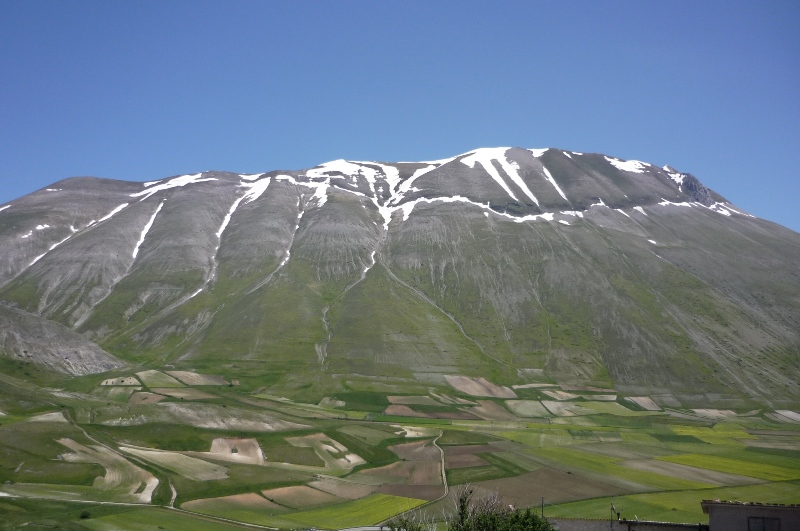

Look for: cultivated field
[135,370,185,388]
[2,373,798,529]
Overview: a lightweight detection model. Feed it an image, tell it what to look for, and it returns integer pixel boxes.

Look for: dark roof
[701,500,800,514]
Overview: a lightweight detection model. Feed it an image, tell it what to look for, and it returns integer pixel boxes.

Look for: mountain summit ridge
[1,147,798,406]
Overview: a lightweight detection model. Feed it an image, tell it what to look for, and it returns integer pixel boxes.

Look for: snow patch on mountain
[541,166,568,201]
[605,157,648,173]
[97,203,129,223]
[239,173,264,181]
[133,202,164,259]
[634,206,647,216]
[399,195,488,221]
[277,175,329,208]
[240,177,272,205]
[659,199,693,208]
[529,148,548,158]
[30,235,72,266]
[0,205,10,213]
[664,166,685,187]
[131,173,217,201]
[461,149,521,202]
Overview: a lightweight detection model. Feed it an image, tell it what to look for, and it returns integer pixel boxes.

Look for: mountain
[1,147,798,407]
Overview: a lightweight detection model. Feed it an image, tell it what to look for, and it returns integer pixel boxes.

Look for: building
[701,500,800,531]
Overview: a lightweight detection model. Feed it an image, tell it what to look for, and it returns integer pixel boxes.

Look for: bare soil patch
[308,477,378,499]
[389,396,442,406]
[467,400,518,421]
[388,439,440,461]
[473,467,627,506]
[261,485,344,509]
[431,392,476,405]
[100,377,140,386]
[691,409,737,419]
[541,401,594,416]
[384,405,430,417]
[445,376,516,398]
[512,383,559,389]
[151,387,217,400]
[624,396,661,411]
[395,426,439,438]
[28,411,68,423]
[205,437,265,465]
[128,392,166,405]
[355,461,442,485]
[621,459,763,486]
[165,371,228,386]
[578,394,617,401]
[505,400,550,417]
[541,390,579,401]
[147,402,308,432]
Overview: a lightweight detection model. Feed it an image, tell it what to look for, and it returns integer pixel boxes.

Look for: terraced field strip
[182,492,296,528]
[100,377,140,386]
[2,438,158,503]
[504,400,550,417]
[497,428,577,448]
[135,370,185,388]
[166,371,228,385]
[624,396,661,411]
[444,375,516,398]
[530,447,713,491]
[80,507,258,530]
[120,445,229,481]
[283,493,426,529]
[579,401,658,417]
[657,454,800,481]
[261,485,345,509]
[337,424,398,445]
[151,387,218,400]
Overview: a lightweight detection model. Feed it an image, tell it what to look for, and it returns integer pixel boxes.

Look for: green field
[284,493,426,529]
[657,453,800,481]
[546,481,800,523]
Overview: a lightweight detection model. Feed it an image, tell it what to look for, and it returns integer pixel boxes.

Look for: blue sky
[2,1,799,232]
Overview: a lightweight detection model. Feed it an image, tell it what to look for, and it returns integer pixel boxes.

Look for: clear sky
[2,1,798,232]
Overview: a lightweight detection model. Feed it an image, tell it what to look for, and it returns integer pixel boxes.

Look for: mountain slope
[1,147,798,405]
